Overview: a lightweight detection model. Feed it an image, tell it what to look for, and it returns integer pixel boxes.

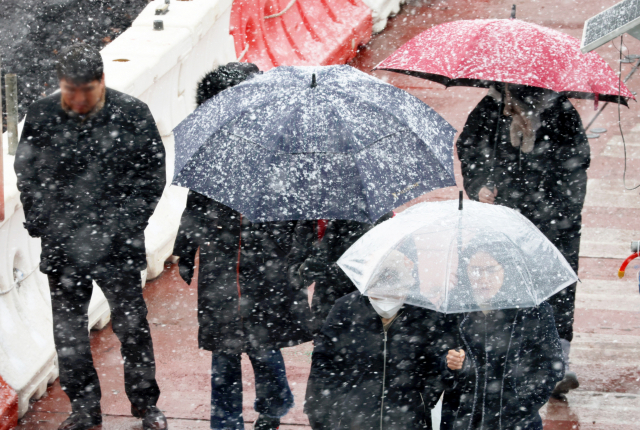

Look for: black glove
[298,257,326,285]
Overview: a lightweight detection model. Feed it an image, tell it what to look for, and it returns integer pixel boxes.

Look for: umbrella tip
[459,190,463,210]
[511,4,516,19]
[311,73,317,88]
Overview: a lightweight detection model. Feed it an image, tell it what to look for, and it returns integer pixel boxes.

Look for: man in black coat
[173,63,311,430]
[456,84,589,397]
[14,43,167,430]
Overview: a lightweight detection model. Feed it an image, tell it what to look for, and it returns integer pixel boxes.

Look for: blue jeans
[210,349,294,430]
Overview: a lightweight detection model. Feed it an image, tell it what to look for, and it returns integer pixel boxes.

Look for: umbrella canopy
[172,65,457,223]
[337,199,577,314]
[375,19,633,104]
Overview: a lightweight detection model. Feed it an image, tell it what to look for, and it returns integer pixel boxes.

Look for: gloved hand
[298,257,326,285]
[178,259,195,285]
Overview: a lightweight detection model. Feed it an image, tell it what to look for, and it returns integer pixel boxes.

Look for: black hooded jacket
[440,304,564,430]
[15,88,165,272]
[305,292,455,430]
[457,93,589,245]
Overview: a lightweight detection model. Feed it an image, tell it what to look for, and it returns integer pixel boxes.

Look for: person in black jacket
[14,44,167,430]
[456,83,588,396]
[173,63,312,430]
[305,249,454,430]
[292,215,392,333]
[441,241,564,430]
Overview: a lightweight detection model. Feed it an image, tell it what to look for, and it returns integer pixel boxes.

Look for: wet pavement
[15,0,640,428]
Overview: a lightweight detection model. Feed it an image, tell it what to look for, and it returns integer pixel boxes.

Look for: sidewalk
[17,0,640,428]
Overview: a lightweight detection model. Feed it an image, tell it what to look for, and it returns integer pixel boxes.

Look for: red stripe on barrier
[230,0,372,70]
[0,376,18,430]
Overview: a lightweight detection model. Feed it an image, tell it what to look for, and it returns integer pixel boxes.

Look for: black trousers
[47,261,160,413]
[545,224,581,343]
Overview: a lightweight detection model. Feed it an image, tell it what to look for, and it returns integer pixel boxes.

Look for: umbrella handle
[618,252,640,278]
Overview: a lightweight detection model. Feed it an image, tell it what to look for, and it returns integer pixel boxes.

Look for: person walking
[441,241,564,430]
[14,43,167,430]
[173,62,312,430]
[305,249,454,430]
[456,83,589,397]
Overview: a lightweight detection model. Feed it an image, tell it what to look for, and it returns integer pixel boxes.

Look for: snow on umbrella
[375,19,633,104]
[172,65,456,223]
[337,199,577,313]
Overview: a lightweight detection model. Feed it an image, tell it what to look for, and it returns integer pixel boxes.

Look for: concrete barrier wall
[0,0,236,418]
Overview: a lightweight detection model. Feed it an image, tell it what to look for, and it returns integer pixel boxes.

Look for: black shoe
[253,414,280,430]
[58,411,102,430]
[551,371,580,399]
[131,405,168,430]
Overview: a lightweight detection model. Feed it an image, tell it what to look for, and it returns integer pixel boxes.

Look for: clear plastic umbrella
[337,199,577,313]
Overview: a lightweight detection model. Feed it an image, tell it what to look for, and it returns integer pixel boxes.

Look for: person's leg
[48,267,102,416]
[548,226,580,397]
[92,264,160,410]
[210,352,244,430]
[248,348,294,419]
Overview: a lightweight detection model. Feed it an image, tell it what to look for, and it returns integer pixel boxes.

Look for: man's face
[60,74,105,115]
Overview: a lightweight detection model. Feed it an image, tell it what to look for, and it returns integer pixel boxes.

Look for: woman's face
[467,251,504,303]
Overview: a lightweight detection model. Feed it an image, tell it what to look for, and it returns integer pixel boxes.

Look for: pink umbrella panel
[375,19,634,104]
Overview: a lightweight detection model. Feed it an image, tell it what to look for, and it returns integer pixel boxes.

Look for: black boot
[58,411,102,430]
[131,405,168,430]
[253,414,280,430]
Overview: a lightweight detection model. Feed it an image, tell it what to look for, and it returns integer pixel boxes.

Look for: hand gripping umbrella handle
[618,252,640,278]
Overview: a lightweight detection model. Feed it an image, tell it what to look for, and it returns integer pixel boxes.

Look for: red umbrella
[375,19,633,104]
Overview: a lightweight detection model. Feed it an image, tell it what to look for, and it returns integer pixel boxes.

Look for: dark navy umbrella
[172,65,456,223]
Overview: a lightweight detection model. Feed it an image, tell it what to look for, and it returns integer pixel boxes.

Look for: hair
[196,62,261,106]
[56,43,104,84]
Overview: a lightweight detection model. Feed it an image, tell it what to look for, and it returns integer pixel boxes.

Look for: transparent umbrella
[337,198,577,313]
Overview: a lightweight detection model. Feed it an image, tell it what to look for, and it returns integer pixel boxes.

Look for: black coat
[294,216,393,332]
[173,191,312,354]
[305,292,455,430]
[440,303,564,430]
[15,88,166,273]
[456,94,589,260]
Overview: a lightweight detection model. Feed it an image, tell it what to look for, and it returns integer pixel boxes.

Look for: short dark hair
[56,43,104,84]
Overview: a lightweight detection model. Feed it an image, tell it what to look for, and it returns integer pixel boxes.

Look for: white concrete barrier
[361,0,407,33]
[0,0,237,416]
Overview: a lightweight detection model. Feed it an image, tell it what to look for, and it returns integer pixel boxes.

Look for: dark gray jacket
[15,88,165,272]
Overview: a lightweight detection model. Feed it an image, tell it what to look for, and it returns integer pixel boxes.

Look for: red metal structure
[230,0,372,71]
[0,376,17,430]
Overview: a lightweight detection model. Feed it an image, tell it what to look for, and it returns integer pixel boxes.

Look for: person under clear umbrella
[456,83,589,397]
[173,62,312,430]
[305,247,455,430]
[441,240,564,430]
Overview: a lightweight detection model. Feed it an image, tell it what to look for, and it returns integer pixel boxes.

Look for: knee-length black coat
[305,292,455,430]
[440,303,564,430]
[173,191,312,354]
